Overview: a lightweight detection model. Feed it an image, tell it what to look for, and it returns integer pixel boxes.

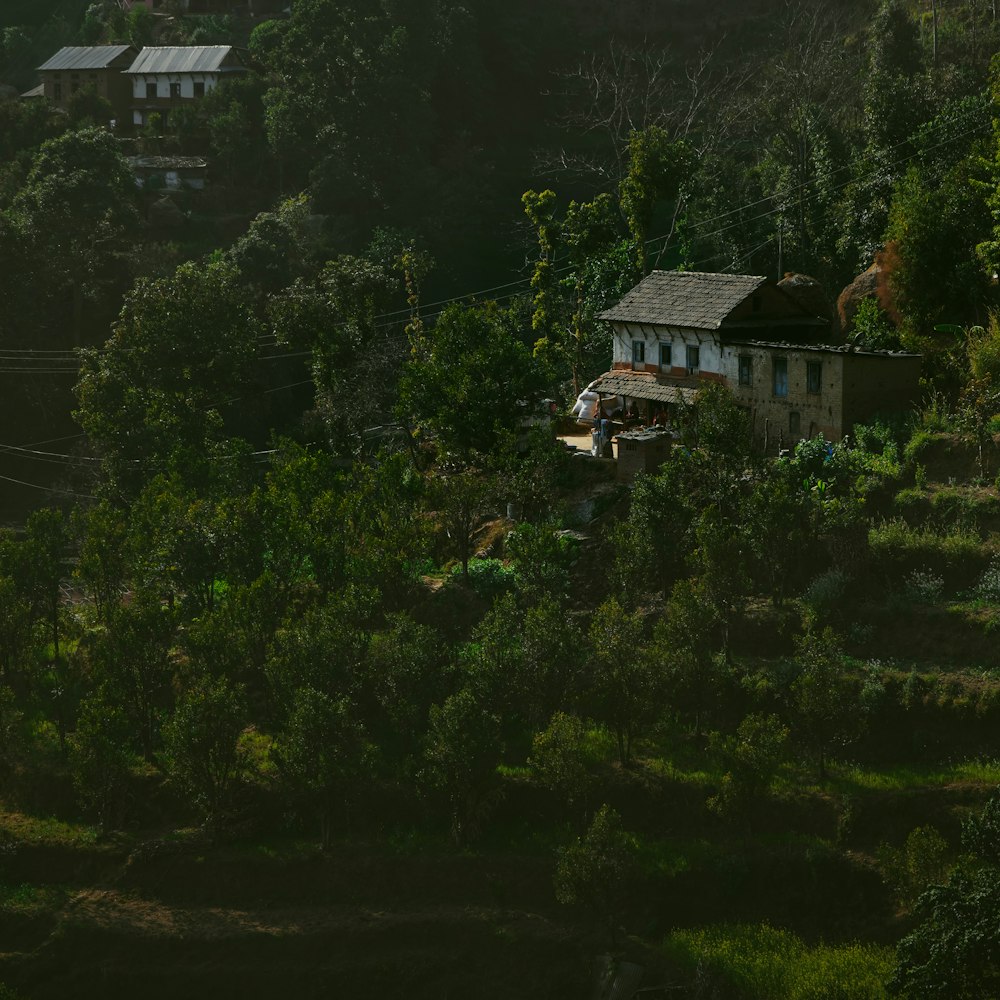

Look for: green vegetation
[664,923,894,1000]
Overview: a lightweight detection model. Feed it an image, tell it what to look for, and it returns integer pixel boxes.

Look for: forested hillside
[2,1,1000,998]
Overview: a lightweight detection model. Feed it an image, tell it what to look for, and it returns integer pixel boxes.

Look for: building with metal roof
[123,46,249,129]
[124,45,248,77]
[35,45,138,123]
[38,45,136,73]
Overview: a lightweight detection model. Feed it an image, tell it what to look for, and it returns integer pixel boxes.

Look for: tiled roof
[589,371,699,404]
[38,45,135,72]
[598,270,767,329]
[125,46,245,75]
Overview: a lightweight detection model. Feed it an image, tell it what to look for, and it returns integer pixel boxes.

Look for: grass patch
[0,810,99,849]
[0,882,69,914]
[823,759,1000,793]
[663,922,893,999]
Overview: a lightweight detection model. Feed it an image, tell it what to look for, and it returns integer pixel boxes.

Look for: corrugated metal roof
[598,270,767,330]
[590,371,699,404]
[38,45,135,72]
[20,84,45,98]
[125,46,245,75]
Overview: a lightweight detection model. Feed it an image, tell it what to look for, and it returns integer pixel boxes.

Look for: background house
[36,45,137,124]
[593,270,920,450]
[123,45,249,129]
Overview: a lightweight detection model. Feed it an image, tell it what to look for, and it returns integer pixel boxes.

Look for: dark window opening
[632,340,645,368]
[686,344,700,373]
[789,411,801,438]
[773,358,788,397]
[169,82,181,99]
[193,81,205,98]
[659,343,672,370]
[145,81,157,99]
[738,355,753,386]
[807,361,822,394]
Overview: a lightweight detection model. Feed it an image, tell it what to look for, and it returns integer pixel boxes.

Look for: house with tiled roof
[588,270,920,452]
[36,45,138,124]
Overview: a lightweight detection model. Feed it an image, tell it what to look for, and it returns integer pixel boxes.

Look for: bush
[803,568,850,621]
[978,557,1000,602]
[663,922,893,1000]
[904,569,944,604]
[869,520,989,592]
[449,558,515,597]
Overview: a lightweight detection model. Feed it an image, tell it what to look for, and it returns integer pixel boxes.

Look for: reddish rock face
[836,245,902,335]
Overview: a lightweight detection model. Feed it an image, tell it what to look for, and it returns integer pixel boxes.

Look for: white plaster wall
[612,322,724,372]
[131,73,219,99]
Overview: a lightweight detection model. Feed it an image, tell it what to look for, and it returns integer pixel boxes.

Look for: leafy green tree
[521,594,584,729]
[790,623,860,780]
[432,468,494,580]
[554,803,636,947]
[278,687,370,848]
[93,593,175,762]
[269,254,397,453]
[657,578,723,738]
[70,692,135,836]
[75,260,259,499]
[66,85,114,127]
[398,302,543,461]
[887,162,991,338]
[364,614,447,761]
[23,508,67,659]
[507,522,574,605]
[9,126,137,343]
[709,713,789,830]
[619,126,690,274]
[162,676,248,838]
[73,501,128,627]
[0,576,34,682]
[589,597,658,765]
[423,687,503,845]
[890,792,1000,999]
[878,825,951,912]
[529,712,591,821]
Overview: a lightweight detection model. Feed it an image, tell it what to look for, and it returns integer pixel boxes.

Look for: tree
[277,687,370,849]
[70,692,135,837]
[618,126,690,274]
[589,597,658,765]
[432,468,494,580]
[708,713,789,830]
[75,260,259,499]
[529,712,591,822]
[398,302,543,461]
[554,804,636,946]
[890,792,1000,999]
[790,623,860,780]
[162,676,249,838]
[423,687,503,845]
[9,126,137,343]
[23,508,67,660]
[93,593,175,762]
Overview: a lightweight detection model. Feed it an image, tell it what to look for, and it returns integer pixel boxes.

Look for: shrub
[869,520,989,592]
[449,558,515,597]
[904,569,944,604]
[977,557,1000,602]
[803,568,850,622]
